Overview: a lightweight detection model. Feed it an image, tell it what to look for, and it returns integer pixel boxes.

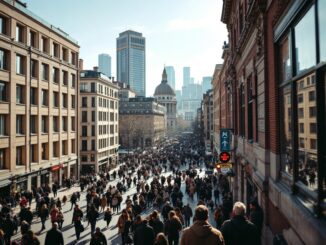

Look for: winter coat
[134,223,155,245]
[101,197,107,208]
[149,218,164,236]
[45,228,64,245]
[164,217,182,238]
[221,215,260,245]
[181,220,224,245]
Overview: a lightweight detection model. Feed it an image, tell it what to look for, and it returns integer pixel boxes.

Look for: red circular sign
[219,152,231,163]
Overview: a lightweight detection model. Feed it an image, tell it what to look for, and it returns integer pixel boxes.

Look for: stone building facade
[79,70,119,174]
[217,0,326,244]
[0,0,79,195]
[119,97,166,149]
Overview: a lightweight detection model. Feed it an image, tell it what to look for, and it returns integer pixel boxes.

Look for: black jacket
[134,223,155,245]
[221,215,260,245]
[149,218,164,236]
[45,228,64,245]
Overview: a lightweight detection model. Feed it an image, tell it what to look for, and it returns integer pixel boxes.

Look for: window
[52,67,59,84]
[298,108,304,118]
[16,115,24,134]
[92,97,96,107]
[0,82,8,101]
[41,116,48,133]
[299,123,304,133]
[310,139,317,150]
[16,146,23,166]
[41,89,48,106]
[82,111,87,122]
[0,149,5,169]
[0,15,9,35]
[62,140,68,155]
[71,95,75,108]
[31,59,38,78]
[53,116,59,132]
[110,113,114,122]
[62,47,68,62]
[299,138,305,148]
[71,74,76,88]
[52,42,60,58]
[71,52,76,65]
[62,93,67,108]
[309,91,316,101]
[30,144,37,162]
[30,115,36,134]
[91,111,95,122]
[82,97,87,107]
[16,54,25,75]
[295,7,316,74]
[91,83,96,92]
[41,143,47,160]
[82,140,87,151]
[310,123,317,134]
[91,140,95,151]
[53,141,59,158]
[309,106,316,117]
[71,139,76,154]
[16,85,24,104]
[0,48,9,70]
[16,24,24,43]
[92,125,95,136]
[29,30,37,48]
[319,0,326,61]
[62,70,68,86]
[41,36,49,53]
[239,84,245,136]
[42,63,49,81]
[247,77,254,140]
[81,155,87,162]
[0,115,6,136]
[53,92,59,107]
[71,116,75,131]
[62,116,67,132]
[297,94,303,103]
[82,126,87,136]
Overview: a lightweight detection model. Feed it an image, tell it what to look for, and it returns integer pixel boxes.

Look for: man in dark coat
[134,219,155,245]
[87,205,100,234]
[90,227,107,245]
[149,210,164,236]
[249,200,264,239]
[221,201,260,245]
[45,222,64,245]
[3,214,15,244]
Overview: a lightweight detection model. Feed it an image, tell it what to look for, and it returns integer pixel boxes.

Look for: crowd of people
[0,132,264,245]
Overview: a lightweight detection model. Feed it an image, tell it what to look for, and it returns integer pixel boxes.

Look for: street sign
[220,129,231,151]
[220,163,232,174]
[219,151,231,163]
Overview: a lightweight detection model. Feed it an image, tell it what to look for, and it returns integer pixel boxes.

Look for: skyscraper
[117,30,146,96]
[98,53,111,77]
[183,67,190,87]
[202,76,212,93]
[165,66,175,90]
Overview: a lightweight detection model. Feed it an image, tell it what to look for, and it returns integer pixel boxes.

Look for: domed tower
[154,68,177,132]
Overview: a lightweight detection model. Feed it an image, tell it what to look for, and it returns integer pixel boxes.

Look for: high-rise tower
[116,30,146,96]
[165,66,175,90]
[98,53,111,77]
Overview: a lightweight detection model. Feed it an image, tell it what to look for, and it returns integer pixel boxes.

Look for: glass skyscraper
[117,30,146,96]
[183,67,190,87]
[98,53,111,77]
[165,66,175,90]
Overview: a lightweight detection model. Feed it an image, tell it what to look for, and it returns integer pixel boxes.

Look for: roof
[154,68,176,96]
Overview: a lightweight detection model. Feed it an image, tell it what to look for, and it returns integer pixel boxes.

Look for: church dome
[154,68,176,96]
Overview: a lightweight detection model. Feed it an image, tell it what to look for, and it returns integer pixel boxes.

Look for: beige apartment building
[79,70,119,174]
[0,0,80,195]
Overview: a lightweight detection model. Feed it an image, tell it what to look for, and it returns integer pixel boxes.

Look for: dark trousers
[168,235,179,245]
[90,221,96,234]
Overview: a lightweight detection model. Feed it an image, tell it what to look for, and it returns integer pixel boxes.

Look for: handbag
[79,222,85,232]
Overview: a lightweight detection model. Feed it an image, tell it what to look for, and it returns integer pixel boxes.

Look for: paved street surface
[10,136,220,245]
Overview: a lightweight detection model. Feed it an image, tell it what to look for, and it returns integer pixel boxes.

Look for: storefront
[40,169,50,186]
[99,158,108,173]
[81,164,95,175]
[0,179,11,199]
[51,164,61,184]
[14,176,28,193]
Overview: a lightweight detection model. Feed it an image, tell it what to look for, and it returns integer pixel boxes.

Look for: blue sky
[26,0,227,96]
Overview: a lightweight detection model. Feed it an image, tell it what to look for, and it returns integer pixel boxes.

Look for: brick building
[217,0,326,244]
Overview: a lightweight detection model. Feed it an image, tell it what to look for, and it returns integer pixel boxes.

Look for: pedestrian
[104,208,112,228]
[3,214,15,244]
[52,183,58,197]
[164,210,182,245]
[50,204,59,223]
[100,195,107,212]
[45,222,64,245]
[134,219,155,245]
[249,200,264,241]
[116,209,132,245]
[180,205,224,245]
[20,220,30,236]
[70,192,77,210]
[182,204,193,227]
[90,227,107,245]
[21,230,40,245]
[57,211,64,230]
[72,204,84,240]
[214,205,223,229]
[39,203,49,231]
[149,210,164,237]
[87,204,100,234]
[154,233,169,245]
[221,201,260,245]
[0,229,4,245]
[214,187,220,205]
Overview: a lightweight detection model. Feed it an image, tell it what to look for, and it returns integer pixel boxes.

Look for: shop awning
[0,179,11,188]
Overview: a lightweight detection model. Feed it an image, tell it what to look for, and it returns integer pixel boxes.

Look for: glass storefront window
[296,74,318,191]
[319,0,326,62]
[295,7,316,74]
[280,84,293,175]
[280,35,292,82]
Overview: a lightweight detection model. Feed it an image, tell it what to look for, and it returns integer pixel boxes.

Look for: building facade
[116,30,146,97]
[165,66,175,91]
[119,97,166,149]
[202,76,213,94]
[218,0,326,244]
[98,53,111,77]
[0,0,80,195]
[202,89,214,152]
[79,70,119,174]
[154,68,177,132]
